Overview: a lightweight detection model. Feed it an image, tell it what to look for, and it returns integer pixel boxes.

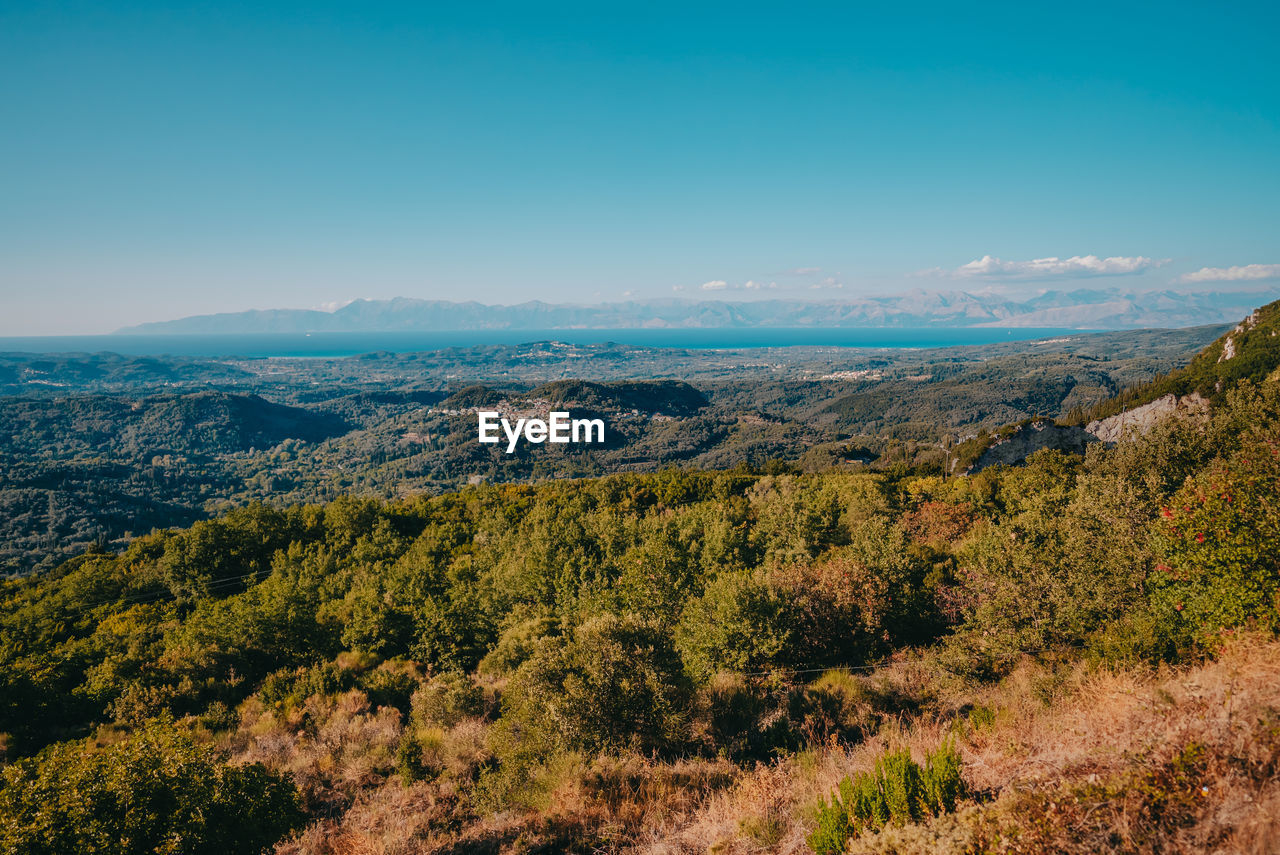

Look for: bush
[808,741,965,854]
[695,672,803,760]
[495,613,691,759]
[676,570,793,680]
[775,519,934,666]
[796,670,878,746]
[477,616,558,676]
[1148,439,1280,648]
[0,718,303,855]
[258,661,354,712]
[482,614,692,809]
[922,739,963,814]
[411,671,485,729]
[358,660,422,714]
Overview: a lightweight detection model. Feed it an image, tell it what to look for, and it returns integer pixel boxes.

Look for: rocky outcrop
[1218,308,1262,363]
[965,391,1213,472]
[1085,393,1209,444]
[967,420,1097,472]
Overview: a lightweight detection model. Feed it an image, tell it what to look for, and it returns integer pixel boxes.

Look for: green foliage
[777,518,935,664]
[922,739,964,814]
[0,322,1226,575]
[676,569,793,679]
[411,671,486,729]
[258,662,352,711]
[0,718,303,855]
[1148,437,1280,647]
[1079,300,1280,424]
[809,793,854,855]
[3,342,1280,841]
[358,660,421,713]
[494,613,692,759]
[478,616,558,676]
[808,741,965,854]
[944,450,1149,675]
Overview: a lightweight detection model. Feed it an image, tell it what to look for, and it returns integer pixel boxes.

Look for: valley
[0,325,1225,574]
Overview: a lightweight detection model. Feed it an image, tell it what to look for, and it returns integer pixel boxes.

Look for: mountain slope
[958,301,1280,472]
[1077,298,1280,424]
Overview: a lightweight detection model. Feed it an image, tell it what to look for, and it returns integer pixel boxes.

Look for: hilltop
[1077,298,1280,423]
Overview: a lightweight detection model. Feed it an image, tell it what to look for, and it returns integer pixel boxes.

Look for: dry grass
[631,635,1280,854]
[277,782,465,855]
[257,637,1280,854]
[232,689,404,815]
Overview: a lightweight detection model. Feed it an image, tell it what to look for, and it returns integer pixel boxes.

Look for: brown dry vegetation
[235,636,1279,854]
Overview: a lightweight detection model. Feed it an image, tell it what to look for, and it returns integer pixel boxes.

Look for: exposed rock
[1218,308,1261,363]
[1220,336,1237,362]
[967,420,1097,472]
[1084,392,1209,444]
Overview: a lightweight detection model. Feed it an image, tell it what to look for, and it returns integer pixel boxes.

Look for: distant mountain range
[116,288,1280,334]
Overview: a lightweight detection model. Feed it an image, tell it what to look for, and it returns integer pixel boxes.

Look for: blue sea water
[0,328,1090,358]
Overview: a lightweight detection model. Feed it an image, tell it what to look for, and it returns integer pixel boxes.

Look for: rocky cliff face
[966,391,1211,472]
[966,420,1097,472]
[1085,392,1210,444]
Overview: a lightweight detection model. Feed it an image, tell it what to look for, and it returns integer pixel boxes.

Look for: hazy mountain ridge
[117,288,1279,333]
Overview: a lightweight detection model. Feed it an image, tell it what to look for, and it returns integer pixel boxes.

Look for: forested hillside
[2,318,1278,853]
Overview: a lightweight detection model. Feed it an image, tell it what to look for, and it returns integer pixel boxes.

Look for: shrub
[411,671,485,729]
[922,740,963,814]
[807,741,965,854]
[675,569,793,680]
[809,793,854,855]
[695,672,803,760]
[477,615,558,676]
[482,614,692,809]
[797,670,876,746]
[1148,439,1280,648]
[258,661,354,712]
[0,718,303,855]
[496,613,691,759]
[775,519,935,665]
[358,660,422,714]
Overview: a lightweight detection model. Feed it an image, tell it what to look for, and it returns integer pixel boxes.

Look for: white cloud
[1177,263,1280,284]
[316,298,356,312]
[787,266,823,276]
[927,255,1163,280]
[699,279,780,292]
[809,276,843,290]
[671,284,685,292]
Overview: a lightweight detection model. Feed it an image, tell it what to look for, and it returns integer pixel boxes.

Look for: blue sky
[2,0,1278,333]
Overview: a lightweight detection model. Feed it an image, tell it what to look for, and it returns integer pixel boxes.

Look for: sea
[0,328,1089,359]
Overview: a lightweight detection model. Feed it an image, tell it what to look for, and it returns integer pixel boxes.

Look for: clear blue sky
[2,0,1278,333]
